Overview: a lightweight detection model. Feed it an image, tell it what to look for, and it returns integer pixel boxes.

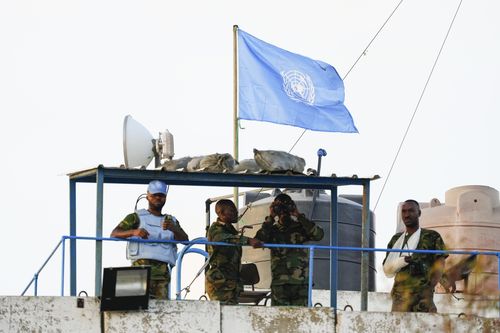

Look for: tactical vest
[126,209,178,266]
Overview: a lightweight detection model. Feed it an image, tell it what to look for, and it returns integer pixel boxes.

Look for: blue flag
[238,30,358,133]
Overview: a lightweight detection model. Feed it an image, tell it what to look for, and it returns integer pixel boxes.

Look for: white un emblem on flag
[281,70,315,105]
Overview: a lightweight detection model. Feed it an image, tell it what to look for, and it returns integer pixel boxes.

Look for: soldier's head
[215,199,238,224]
[401,199,421,230]
[271,193,296,218]
[146,180,168,213]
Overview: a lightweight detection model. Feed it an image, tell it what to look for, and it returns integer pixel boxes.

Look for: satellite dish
[123,115,174,169]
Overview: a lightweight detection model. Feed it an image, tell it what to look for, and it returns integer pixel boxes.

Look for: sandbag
[253,149,306,173]
[187,153,236,173]
[232,158,261,173]
[161,156,192,171]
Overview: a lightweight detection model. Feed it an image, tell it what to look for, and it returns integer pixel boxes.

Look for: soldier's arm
[296,214,324,241]
[255,216,275,242]
[211,225,250,245]
[110,213,148,239]
[430,234,447,287]
[382,234,400,265]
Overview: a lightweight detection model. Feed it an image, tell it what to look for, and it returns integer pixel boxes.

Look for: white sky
[0,0,498,298]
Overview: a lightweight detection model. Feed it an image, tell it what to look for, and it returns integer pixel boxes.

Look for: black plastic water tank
[239,189,376,291]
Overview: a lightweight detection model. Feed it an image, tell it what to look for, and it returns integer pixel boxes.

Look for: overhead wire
[374,0,464,211]
[288,0,405,154]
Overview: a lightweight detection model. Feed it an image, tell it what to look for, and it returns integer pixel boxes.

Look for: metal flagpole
[233,24,239,210]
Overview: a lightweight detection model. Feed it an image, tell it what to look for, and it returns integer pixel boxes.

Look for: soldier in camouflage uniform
[255,193,324,306]
[205,199,262,304]
[383,199,447,312]
[111,180,189,299]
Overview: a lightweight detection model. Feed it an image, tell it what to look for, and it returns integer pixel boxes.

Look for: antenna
[122,115,174,168]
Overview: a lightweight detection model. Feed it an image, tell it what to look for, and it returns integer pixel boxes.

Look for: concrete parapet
[1,296,499,332]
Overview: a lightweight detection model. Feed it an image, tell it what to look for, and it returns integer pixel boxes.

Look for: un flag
[238,29,358,133]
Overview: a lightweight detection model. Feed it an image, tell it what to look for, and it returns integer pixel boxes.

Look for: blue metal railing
[23,235,500,313]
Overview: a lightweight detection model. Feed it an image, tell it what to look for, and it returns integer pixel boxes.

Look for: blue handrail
[21,238,63,296]
[22,235,500,315]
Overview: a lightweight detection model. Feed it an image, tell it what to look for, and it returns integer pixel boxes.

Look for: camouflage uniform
[205,220,250,305]
[118,212,181,299]
[255,214,324,306]
[384,228,447,312]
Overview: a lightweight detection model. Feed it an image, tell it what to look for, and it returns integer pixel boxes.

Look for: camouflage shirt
[207,220,250,281]
[384,228,447,292]
[255,214,324,286]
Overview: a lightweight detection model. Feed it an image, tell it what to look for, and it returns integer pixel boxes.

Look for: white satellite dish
[123,115,174,169]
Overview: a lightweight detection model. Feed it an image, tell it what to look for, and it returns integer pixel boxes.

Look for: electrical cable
[374,0,464,211]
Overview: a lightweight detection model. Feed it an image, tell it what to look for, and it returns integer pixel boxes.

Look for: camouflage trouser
[205,268,240,305]
[391,287,436,313]
[132,259,171,300]
[271,284,308,306]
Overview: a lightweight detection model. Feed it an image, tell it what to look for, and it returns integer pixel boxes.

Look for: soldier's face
[218,205,238,223]
[401,202,420,229]
[147,193,166,210]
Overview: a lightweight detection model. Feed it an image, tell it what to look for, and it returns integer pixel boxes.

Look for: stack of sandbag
[253,149,305,174]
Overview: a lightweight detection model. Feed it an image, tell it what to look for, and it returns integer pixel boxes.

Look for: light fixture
[100,266,151,311]
[123,115,174,169]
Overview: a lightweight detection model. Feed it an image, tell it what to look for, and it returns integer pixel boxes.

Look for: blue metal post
[360,181,370,311]
[330,187,338,308]
[498,254,500,318]
[61,236,66,296]
[69,179,77,296]
[95,168,104,296]
[308,247,315,307]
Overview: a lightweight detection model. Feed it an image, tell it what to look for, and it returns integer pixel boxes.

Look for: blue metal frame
[67,165,374,308]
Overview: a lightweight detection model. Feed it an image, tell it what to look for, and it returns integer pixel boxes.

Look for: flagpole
[233,24,239,210]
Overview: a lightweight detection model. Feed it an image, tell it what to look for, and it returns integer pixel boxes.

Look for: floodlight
[123,115,174,168]
[100,266,151,312]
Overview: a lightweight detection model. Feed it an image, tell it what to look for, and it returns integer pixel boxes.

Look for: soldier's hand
[291,206,300,217]
[163,219,176,231]
[132,228,149,239]
[268,204,276,219]
[248,238,263,248]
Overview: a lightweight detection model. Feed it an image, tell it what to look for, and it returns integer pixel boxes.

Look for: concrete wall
[1,296,500,333]
[0,296,101,332]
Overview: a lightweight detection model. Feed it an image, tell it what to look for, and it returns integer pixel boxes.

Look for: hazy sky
[1,0,498,297]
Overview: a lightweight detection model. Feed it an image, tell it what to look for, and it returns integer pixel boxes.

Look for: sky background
[0,0,498,298]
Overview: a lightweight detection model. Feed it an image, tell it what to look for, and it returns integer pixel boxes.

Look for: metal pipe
[69,179,77,296]
[21,239,63,296]
[34,274,38,296]
[233,24,239,210]
[95,168,104,296]
[360,181,370,310]
[61,236,66,296]
[175,237,209,300]
[316,148,327,175]
[308,149,327,220]
[308,247,315,307]
[330,187,338,308]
